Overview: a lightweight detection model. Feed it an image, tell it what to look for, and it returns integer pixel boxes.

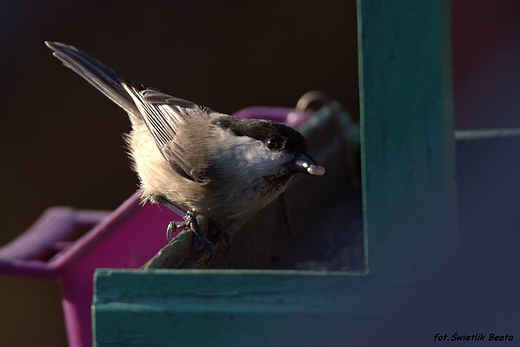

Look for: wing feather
[123,84,213,182]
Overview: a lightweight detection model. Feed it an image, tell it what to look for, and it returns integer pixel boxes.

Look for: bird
[45,41,325,251]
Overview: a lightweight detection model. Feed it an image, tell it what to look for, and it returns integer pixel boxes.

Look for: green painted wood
[93,269,410,346]
[455,128,520,141]
[358,0,457,280]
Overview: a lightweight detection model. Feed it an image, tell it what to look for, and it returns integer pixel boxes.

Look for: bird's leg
[158,197,213,253]
[185,212,214,253]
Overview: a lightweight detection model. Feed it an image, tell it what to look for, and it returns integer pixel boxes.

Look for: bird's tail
[45,41,139,116]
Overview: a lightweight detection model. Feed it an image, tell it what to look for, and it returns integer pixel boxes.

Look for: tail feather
[45,41,139,116]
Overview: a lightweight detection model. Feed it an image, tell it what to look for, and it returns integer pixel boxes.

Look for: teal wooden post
[358,0,457,280]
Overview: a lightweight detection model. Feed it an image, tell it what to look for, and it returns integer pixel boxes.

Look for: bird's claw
[185,213,214,256]
[165,214,213,255]
[159,197,221,260]
[166,220,186,241]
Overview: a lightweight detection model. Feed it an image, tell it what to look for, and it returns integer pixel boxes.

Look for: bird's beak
[290,153,326,176]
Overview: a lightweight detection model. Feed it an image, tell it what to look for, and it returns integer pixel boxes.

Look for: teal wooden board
[358,0,457,280]
[93,269,411,346]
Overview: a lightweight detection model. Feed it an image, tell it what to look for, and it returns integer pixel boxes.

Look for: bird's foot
[185,212,214,254]
[159,197,213,254]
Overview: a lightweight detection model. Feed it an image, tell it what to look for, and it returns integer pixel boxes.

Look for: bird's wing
[123,84,214,182]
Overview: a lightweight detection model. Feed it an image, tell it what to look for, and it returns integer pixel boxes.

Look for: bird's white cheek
[213,127,289,173]
[236,145,287,172]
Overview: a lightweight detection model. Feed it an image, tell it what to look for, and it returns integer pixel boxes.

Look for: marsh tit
[45,42,325,251]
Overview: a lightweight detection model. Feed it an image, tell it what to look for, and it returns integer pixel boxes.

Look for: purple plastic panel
[233,106,311,128]
[0,191,179,347]
[0,192,175,278]
[0,107,308,347]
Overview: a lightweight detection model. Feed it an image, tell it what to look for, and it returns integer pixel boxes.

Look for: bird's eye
[266,138,280,149]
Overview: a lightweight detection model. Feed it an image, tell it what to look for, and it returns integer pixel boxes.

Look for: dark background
[2,0,520,346]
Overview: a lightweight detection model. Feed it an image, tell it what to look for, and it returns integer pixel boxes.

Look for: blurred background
[2,0,520,345]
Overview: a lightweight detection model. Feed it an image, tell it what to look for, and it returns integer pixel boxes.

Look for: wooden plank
[93,269,411,346]
[358,0,457,280]
[455,128,520,141]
